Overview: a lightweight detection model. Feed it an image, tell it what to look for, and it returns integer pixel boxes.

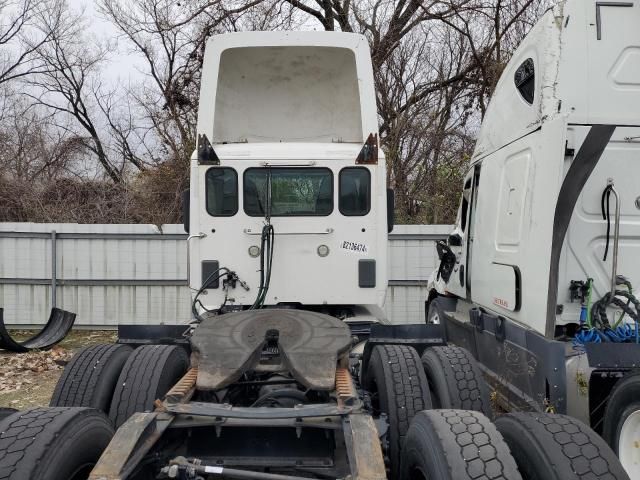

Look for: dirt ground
[0,330,116,410]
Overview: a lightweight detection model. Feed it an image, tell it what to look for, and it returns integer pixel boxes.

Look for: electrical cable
[190,267,229,323]
[574,277,640,346]
[601,184,613,261]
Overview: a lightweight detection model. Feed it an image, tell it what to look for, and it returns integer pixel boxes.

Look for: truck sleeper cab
[427,0,640,475]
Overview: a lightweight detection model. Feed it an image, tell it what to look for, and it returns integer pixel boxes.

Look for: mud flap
[0,307,76,352]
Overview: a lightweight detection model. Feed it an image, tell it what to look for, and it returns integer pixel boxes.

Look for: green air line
[586,278,593,328]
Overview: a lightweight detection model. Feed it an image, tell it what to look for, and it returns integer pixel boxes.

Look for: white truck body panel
[189,32,388,319]
[432,0,640,335]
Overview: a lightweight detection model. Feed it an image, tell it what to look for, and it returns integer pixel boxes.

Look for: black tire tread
[422,345,492,416]
[0,407,113,480]
[50,343,132,411]
[401,409,521,480]
[496,413,629,480]
[0,410,16,422]
[109,345,188,427]
[366,344,432,480]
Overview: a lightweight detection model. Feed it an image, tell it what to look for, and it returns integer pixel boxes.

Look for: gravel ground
[0,330,116,409]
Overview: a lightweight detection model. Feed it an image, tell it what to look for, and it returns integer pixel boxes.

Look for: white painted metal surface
[190,32,388,318]
[430,0,640,335]
[0,223,449,327]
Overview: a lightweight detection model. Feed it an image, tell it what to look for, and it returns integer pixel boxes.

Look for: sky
[72,0,145,85]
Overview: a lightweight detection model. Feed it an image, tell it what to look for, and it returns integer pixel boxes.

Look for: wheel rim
[619,409,640,477]
[429,311,440,325]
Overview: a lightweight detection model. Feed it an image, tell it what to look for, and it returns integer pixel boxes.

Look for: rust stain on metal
[344,414,387,480]
[89,413,158,480]
[153,399,166,412]
[164,367,198,403]
[336,367,356,406]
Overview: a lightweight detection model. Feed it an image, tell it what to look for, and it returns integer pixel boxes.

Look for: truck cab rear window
[339,167,371,216]
[206,167,238,216]
[243,168,333,216]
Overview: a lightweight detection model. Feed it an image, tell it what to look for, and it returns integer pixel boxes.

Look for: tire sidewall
[110,345,189,427]
[365,347,399,462]
[92,345,134,413]
[495,416,555,480]
[154,347,190,400]
[400,413,452,480]
[421,350,452,409]
[34,415,113,480]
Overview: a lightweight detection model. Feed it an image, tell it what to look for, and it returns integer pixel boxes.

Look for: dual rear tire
[400,410,521,480]
[400,410,629,480]
[0,343,189,480]
[50,343,189,427]
[365,344,628,480]
[495,413,629,480]
[364,344,505,480]
[50,343,133,412]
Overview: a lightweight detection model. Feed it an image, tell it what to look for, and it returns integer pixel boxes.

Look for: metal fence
[0,223,451,327]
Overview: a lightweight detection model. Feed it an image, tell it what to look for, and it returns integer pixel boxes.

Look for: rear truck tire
[427,296,456,325]
[364,345,432,480]
[603,373,640,477]
[495,412,630,480]
[50,343,133,414]
[421,345,492,418]
[109,344,189,428]
[0,407,113,480]
[399,409,522,480]
[0,410,16,422]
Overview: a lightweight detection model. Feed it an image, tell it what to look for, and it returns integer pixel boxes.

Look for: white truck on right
[427,0,640,476]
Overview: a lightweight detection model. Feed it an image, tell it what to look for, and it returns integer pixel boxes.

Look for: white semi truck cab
[428,0,640,475]
[184,32,393,322]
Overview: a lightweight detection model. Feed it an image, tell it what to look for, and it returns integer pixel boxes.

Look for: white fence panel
[0,223,451,327]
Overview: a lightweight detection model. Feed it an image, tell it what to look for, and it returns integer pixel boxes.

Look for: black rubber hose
[191,268,228,323]
[601,185,612,261]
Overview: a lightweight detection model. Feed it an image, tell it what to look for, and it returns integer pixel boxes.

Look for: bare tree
[24,6,133,183]
[278,0,548,222]
[0,0,552,224]
[97,1,264,161]
[0,0,62,85]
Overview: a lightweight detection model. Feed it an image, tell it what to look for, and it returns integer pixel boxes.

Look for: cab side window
[339,167,371,216]
[460,178,472,231]
[514,58,535,104]
[206,167,238,216]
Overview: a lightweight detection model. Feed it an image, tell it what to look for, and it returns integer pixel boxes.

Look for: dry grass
[0,330,116,410]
